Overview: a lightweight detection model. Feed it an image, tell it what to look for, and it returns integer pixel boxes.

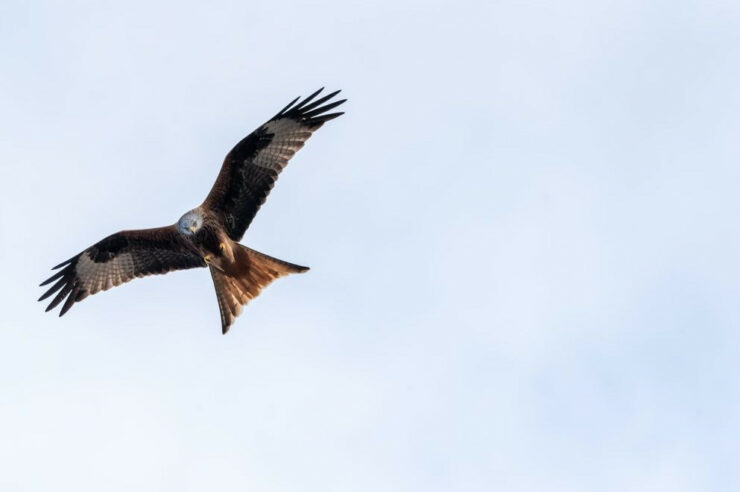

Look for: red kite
[39,88,345,333]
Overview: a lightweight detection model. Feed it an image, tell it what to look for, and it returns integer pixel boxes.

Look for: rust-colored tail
[210,245,309,334]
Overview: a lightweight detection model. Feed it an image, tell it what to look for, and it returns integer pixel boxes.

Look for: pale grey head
[177,210,204,235]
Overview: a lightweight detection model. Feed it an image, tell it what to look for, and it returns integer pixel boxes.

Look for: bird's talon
[204,254,212,264]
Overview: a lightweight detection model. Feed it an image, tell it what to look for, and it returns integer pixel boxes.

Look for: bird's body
[177,206,236,264]
[39,88,345,333]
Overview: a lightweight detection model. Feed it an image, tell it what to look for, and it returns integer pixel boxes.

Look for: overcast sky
[2,0,740,490]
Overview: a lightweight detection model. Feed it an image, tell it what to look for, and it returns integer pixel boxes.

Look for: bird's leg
[203,254,226,272]
[218,240,236,264]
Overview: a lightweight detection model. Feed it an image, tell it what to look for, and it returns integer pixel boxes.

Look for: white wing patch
[251,119,314,172]
[76,251,136,295]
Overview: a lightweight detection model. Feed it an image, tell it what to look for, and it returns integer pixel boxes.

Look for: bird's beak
[189,225,197,233]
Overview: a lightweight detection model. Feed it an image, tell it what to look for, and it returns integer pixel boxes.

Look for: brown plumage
[210,246,309,330]
[39,88,346,333]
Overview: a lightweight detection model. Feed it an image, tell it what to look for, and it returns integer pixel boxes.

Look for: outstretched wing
[202,88,346,241]
[39,226,206,316]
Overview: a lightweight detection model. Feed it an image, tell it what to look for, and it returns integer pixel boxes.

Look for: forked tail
[210,245,309,334]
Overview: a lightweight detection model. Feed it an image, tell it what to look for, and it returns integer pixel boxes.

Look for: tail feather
[210,245,308,334]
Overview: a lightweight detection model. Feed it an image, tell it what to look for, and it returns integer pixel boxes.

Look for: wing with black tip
[39,226,206,316]
[202,88,346,241]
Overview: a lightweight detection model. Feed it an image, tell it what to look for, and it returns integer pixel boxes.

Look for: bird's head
[178,210,204,236]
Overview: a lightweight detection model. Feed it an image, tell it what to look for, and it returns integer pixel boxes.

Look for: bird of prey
[39,88,345,334]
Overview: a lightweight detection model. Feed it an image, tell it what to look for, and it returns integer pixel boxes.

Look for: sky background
[1,0,740,490]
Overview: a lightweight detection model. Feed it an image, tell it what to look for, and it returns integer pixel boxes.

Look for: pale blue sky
[2,0,740,490]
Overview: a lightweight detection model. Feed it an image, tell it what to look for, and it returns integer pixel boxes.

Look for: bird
[39,88,346,334]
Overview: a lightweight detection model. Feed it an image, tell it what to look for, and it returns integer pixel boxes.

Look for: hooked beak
[189,225,198,233]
